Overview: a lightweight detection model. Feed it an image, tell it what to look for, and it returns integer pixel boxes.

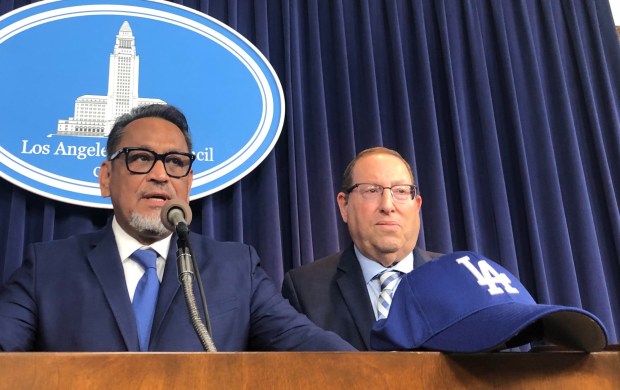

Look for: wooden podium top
[0,351,618,389]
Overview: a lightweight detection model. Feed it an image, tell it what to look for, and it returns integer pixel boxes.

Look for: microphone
[161,199,217,351]
[160,199,193,233]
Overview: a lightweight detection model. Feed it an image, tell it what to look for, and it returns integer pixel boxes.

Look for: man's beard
[129,213,169,237]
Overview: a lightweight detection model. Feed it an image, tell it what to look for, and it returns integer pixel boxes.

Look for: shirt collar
[355,245,414,284]
[112,216,172,260]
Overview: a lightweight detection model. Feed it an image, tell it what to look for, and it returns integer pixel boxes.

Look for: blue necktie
[376,270,403,320]
[132,248,160,351]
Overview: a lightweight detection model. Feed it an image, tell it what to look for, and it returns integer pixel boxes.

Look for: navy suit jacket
[0,225,354,352]
[282,245,442,350]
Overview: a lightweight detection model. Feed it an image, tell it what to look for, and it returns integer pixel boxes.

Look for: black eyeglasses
[108,147,195,178]
[346,183,418,202]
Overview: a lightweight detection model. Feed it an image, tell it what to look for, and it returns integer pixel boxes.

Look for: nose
[147,159,169,181]
[378,187,395,213]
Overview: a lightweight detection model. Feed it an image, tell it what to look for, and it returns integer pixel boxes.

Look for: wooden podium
[0,351,618,389]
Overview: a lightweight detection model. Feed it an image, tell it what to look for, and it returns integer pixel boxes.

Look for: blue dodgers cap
[370,251,608,352]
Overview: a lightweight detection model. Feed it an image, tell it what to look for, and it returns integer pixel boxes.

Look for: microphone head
[160,199,193,232]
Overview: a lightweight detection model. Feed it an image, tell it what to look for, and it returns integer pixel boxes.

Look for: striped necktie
[376,270,403,320]
[131,248,160,351]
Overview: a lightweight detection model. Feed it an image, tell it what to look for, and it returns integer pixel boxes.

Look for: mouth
[376,221,400,228]
[141,191,171,206]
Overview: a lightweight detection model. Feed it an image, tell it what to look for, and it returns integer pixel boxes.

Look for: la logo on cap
[456,255,519,295]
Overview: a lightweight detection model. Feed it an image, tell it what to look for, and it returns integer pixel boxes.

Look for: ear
[99,161,111,198]
[414,194,422,211]
[337,192,348,223]
[185,169,193,202]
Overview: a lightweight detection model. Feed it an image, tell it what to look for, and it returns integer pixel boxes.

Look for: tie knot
[377,269,402,291]
[132,248,158,270]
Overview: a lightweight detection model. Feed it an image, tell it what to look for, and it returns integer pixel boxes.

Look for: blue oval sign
[0,0,284,208]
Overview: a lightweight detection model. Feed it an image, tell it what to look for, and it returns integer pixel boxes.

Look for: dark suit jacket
[282,245,442,350]
[0,224,354,352]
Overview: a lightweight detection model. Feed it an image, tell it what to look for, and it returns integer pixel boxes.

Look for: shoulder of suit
[30,224,109,249]
[286,251,344,277]
[186,232,256,259]
[416,248,444,260]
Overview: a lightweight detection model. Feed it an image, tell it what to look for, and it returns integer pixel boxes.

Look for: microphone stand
[175,223,217,352]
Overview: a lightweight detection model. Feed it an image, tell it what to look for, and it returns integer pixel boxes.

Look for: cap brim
[419,302,607,353]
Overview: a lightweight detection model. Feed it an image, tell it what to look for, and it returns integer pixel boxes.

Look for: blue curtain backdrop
[1,0,619,343]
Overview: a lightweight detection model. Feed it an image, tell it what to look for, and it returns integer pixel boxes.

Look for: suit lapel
[336,246,376,350]
[86,226,138,351]
[149,236,182,346]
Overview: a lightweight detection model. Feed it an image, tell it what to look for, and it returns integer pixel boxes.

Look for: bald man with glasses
[282,147,442,350]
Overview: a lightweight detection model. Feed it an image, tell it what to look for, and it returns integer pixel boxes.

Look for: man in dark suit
[282,147,442,350]
[0,104,354,352]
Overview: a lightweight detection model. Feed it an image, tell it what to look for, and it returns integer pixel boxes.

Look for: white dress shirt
[111,217,172,301]
[355,246,414,320]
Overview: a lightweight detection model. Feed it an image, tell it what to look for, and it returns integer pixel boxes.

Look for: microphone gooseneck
[159,199,216,352]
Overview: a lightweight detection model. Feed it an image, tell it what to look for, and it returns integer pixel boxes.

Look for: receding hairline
[106,104,192,157]
[341,147,416,193]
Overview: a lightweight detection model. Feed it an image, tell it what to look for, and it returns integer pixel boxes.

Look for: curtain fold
[1,0,618,342]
